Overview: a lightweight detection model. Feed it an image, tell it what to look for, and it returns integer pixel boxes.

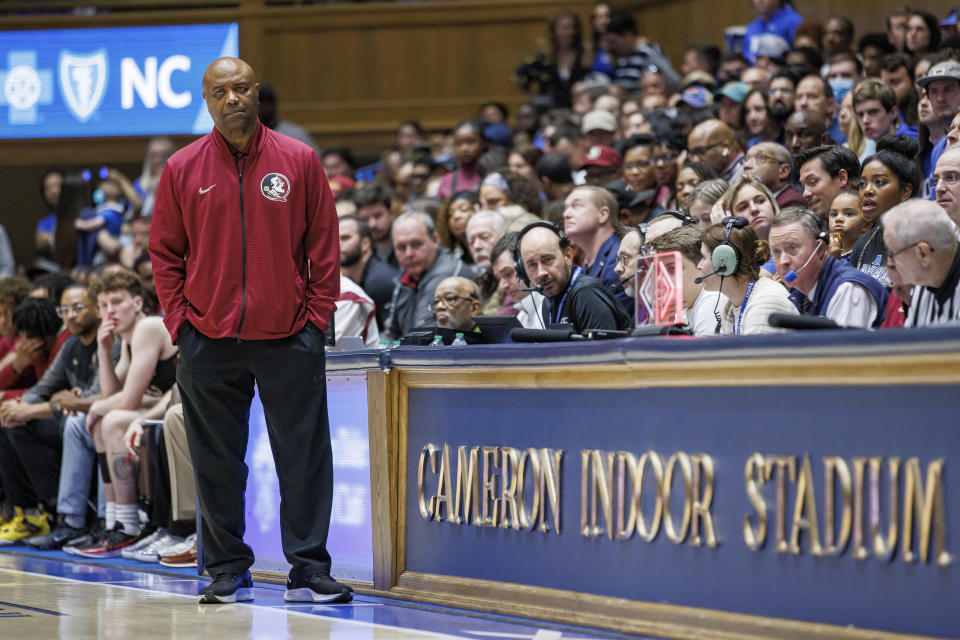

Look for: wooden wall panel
[0,0,944,266]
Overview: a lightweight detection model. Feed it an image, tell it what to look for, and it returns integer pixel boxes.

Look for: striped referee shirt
[905,247,960,327]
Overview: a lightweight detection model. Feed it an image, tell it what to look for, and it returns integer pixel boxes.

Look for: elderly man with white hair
[883,200,960,327]
[466,210,508,314]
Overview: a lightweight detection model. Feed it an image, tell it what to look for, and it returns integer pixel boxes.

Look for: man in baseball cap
[581,145,622,186]
[581,109,618,147]
[918,61,960,191]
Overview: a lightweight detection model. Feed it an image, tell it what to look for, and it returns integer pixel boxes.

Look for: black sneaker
[63,520,106,556]
[25,517,87,550]
[284,573,353,603]
[199,571,254,604]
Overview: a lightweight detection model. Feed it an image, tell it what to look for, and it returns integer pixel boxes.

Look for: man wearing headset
[768,207,888,328]
[515,222,631,333]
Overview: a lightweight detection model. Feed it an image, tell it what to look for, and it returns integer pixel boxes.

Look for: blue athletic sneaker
[199,571,254,604]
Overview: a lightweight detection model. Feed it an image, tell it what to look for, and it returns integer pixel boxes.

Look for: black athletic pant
[0,417,62,510]
[175,322,334,580]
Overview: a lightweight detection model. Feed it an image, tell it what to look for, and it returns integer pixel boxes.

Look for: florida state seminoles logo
[260,172,290,202]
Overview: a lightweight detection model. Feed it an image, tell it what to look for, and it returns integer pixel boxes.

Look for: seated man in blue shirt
[562,186,631,314]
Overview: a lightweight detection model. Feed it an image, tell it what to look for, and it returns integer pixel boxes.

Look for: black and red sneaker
[73,523,146,558]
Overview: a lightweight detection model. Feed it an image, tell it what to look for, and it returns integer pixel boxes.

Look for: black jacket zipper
[234,153,247,341]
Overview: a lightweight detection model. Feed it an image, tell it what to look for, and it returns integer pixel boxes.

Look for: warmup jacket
[149,122,339,343]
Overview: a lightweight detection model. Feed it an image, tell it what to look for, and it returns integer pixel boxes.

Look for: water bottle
[429,334,444,347]
[451,332,467,347]
[378,339,391,351]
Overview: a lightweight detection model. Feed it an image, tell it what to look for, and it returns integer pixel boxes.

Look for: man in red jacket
[148,57,351,605]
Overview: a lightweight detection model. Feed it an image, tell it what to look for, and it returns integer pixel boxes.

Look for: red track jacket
[149,122,339,343]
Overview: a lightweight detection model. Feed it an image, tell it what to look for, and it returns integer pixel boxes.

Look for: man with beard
[338,215,398,330]
[353,184,399,268]
[767,71,797,126]
[881,54,918,128]
[516,222,630,333]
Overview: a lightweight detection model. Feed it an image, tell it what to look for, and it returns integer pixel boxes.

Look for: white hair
[393,210,436,236]
[466,209,507,235]
[882,199,958,253]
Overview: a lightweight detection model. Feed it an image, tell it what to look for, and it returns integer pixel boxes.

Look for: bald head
[433,277,481,331]
[202,57,260,151]
[784,109,829,158]
[688,119,739,173]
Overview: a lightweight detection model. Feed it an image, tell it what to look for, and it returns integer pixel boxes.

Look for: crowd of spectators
[0,0,959,558]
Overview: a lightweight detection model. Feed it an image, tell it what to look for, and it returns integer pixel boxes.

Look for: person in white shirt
[769,208,888,328]
[883,199,960,327]
[697,217,797,335]
[334,275,379,348]
[648,226,730,336]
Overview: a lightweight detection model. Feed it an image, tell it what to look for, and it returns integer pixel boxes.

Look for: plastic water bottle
[378,339,391,350]
[451,333,467,347]
[429,334,444,347]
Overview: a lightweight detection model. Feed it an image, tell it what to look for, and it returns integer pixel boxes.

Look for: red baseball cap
[581,145,622,170]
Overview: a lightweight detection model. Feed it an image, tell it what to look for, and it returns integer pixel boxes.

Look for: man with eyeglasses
[933,145,960,226]
[687,119,744,182]
[883,199,960,327]
[0,284,108,548]
[743,142,804,208]
[432,277,482,333]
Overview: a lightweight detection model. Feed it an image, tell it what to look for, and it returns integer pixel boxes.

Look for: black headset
[658,209,698,226]
[796,208,830,244]
[513,220,571,286]
[711,216,750,277]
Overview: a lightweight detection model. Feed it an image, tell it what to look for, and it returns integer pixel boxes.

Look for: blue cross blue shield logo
[58,49,107,122]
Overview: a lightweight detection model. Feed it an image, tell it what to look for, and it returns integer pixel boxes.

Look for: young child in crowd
[828,188,869,261]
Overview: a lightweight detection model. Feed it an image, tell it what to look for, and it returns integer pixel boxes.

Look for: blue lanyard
[735,279,756,336]
[551,266,582,324]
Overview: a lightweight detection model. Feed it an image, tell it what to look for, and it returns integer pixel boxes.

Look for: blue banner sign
[0,23,237,138]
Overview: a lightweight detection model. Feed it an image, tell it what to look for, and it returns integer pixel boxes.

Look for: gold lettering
[662,452,693,544]
[765,455,797,553]
[417,444,439,521]
[615,451,638,539]
[902,458,950,566]
[516,448,542,530]
[499,447,521,529]
[851,457,869,560]
[454,446,481,525]
[540,448,563,534]
[635,451,664,542]
[822,456,852,555]
[690,454,718,548]
[789,454,823,556]
[580,450,590,537]
[480,446,500,526]
[433,443,454,522]
[744,453,767,550]
[868,457,899,562]
[588,450,616,538]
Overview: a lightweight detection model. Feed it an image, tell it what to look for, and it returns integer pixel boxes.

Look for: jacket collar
[210,120,266,159]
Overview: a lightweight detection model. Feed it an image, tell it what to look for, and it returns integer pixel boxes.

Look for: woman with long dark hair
[850,135,922,286]
[514,9,587,109]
